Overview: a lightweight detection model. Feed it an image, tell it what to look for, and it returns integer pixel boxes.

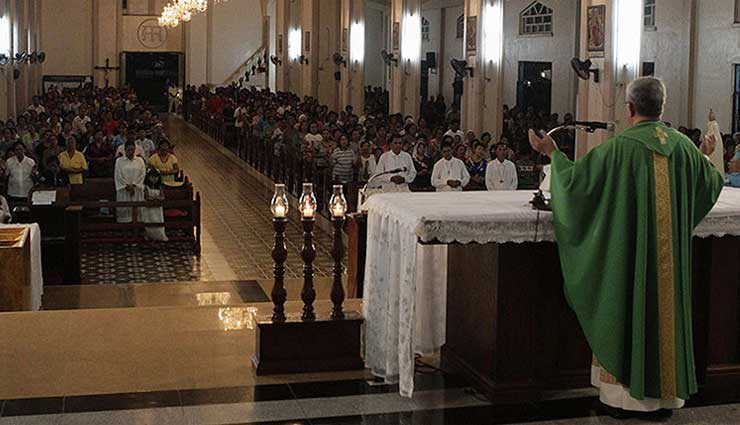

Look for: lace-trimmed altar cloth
[362,188,740,398]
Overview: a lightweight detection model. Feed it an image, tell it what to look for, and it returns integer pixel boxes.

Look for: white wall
[365,1,390,90]
[641,0,691,128]
[209,0,264,85]
[421,1,463,105]
[186,12,208,86]
[40,0,93,77]
[502,0,578,116]
[694,0,740,133]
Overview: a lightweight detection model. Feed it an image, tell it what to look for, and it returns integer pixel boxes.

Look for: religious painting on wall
[278,35,283,55]
[305,31,311,52]
[342,28,348,53]
[392,22,400,51]
[466,16,477,55]
[587,5,605,58]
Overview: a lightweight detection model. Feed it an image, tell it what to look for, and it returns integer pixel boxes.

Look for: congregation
[0,85,182,232]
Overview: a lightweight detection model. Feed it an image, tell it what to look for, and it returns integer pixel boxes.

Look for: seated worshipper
[0,194,10,223]
[465,142,488,190]
[411,141,432,189]
[58,136,88,185]
[141,169,168,242]
[331,135,357,184]
[37,157,69,188]
[4,142,36,203]
[114,142,146,223]
[527,77,723,420]
[86,130,114,178]
[486,142,518,191]
[431,143,470,191]
[147,139,179,183]
[375,134,417,191]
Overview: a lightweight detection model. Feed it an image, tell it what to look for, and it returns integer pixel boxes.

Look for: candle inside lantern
[302,203,315,218]
[331,203,345,218]
[274,203,287,218]
[271,184,289,218]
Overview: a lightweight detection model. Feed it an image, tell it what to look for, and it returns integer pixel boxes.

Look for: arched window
[456,14,464,39]
[422,17,430,41]
[520,1,553,36]
[644,0,656,29]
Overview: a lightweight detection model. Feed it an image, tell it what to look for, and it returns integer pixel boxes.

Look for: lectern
[0,227,33,311]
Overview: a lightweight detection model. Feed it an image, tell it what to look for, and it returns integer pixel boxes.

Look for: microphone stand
[358,168,406,211]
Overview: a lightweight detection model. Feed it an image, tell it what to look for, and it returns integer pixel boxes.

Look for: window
[642,62,655,77]
[644,0,656,29]
[456,15,464,39]
[520,2,553,36]
[422,17,430,41]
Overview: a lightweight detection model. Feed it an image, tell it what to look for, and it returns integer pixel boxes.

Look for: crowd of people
[184,84,579,201]
[0,85,180,232]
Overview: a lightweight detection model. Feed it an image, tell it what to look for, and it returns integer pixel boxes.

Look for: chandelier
[158,0,227,28]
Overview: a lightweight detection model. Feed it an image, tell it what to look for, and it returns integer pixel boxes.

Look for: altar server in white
[114,142,146,223]
[486,143,518,191]
[375,134,417,191]
[706,109,724,178]
[431,144,470,191]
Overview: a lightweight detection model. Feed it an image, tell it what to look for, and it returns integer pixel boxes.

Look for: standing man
[485,143,518,191]
[528,77,723,419]
[58,136,88,185]
[375,134,417,191]
[431,143,470,192]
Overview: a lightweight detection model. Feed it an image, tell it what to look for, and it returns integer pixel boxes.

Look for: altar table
[0,224,43,311]
[362,189,740,401]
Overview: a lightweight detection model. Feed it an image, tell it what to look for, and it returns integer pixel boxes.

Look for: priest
[528,77,724,419]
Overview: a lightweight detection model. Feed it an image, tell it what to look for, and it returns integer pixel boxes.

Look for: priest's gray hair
[627,77,666,118]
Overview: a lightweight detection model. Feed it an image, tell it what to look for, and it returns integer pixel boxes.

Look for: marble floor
[3,117,739,423]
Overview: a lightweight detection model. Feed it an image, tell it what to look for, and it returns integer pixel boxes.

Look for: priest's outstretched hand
[528,129,556,157]
[700,134,717,157]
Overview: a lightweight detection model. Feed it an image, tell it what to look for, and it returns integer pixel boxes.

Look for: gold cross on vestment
[656,127,668,145]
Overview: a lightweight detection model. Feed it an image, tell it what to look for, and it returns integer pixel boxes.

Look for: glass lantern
[328,185,348,219]
[270,184,289,219]
[298,183,317,219]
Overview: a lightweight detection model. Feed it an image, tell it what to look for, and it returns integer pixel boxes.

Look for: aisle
[166,116,336,281]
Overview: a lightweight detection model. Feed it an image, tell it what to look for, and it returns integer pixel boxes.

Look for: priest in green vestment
[528,77,724,416]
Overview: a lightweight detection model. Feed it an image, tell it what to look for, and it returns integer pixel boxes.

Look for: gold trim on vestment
[593,356,619,385]
[653,151,677,399]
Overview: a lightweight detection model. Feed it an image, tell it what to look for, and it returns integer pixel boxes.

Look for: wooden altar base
[440,237,740,406]
[252,311,364,375]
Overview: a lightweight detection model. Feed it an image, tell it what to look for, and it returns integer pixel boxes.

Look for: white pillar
[340,0,365,113]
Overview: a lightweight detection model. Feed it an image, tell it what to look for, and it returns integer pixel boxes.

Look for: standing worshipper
[331,135,357,184]
[114,142,146,224]
[706,109,725,177]
[527,77,723,420]
[431,143,470,192]
[141,169,168,241]
[465,142,488,190]
[485,143,518,191]
[375,134,416,191]
[58,137,88,185]
[4,142,36,204]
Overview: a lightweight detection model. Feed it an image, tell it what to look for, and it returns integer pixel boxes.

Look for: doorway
[734,64,740,134]
[516,61,552,115]
[121,52,183,111]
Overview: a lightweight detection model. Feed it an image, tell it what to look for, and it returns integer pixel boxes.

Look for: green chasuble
[550,121,724,401]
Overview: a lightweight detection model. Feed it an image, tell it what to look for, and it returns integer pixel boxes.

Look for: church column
[0,0,10,120]
[389,0,421,117]
[460,0,504,138]
[340,0,365,113]
[286,0,302,95]
[576,0,642,156]
[6,0,17,118]
[93,0,120,88]
[14,0,27,113]
[273,0,289,92]
[300,0,319,98]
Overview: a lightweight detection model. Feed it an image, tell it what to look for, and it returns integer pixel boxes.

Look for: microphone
[573,121,615,132]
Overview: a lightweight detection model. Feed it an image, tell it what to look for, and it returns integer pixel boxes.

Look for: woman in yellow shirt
[58,136,88,185]
[147,139,179,182]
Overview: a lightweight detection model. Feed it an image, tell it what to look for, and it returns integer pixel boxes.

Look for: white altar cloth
[362,188,740,397]
[0,224,43,311]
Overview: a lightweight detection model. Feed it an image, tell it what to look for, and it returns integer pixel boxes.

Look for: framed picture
[342,28,348,53]
[466,16,477,55]
[277,34,283,55]
[305,31,311,52]
[392,22,400,51]
[587,5,605,58]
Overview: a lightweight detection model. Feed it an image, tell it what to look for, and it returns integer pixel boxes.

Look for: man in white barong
[114,142,146,223]
[706,109,725,178]
[431,144,470,191]
[375,134,417,191]
[486,143,518,191]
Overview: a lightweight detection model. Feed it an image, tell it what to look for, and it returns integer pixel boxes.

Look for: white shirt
[486,159,518,191]
[431,157,470,192]
[73,115,91,135]
[0,195,10,223]
[114,156,146,191]
[375,150,417,190]
[444,129,465,140]
[234,107,248,128]
[116,144,145,159]
[359,155,377,182]
[5,155,36,198]
[707,120,725,178]
[27,104,45,114]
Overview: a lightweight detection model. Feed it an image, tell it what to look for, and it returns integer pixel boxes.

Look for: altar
[362,189,740,403]
[0,224,44,311]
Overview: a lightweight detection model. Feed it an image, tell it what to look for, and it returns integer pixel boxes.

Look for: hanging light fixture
[158,0,215,28]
